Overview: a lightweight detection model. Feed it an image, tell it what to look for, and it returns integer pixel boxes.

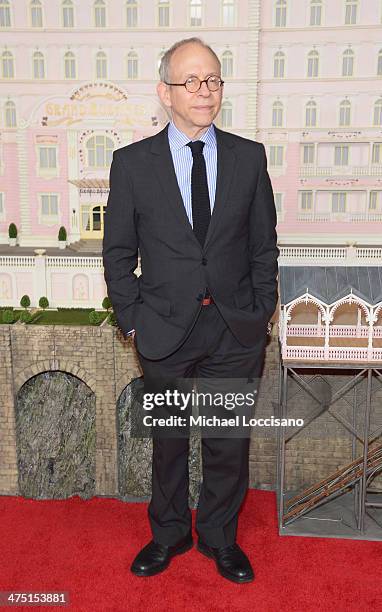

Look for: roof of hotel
[279,266,382,305]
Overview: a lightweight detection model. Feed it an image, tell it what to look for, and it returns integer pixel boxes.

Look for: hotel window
[94,0,106,27]
[373,99,382,126]
[33,51,45,78]
[378,49,382,76]
[305,100,317,127]
[127,51,138,79]
[96,51,107,78]
[221,50,233,77]
[345,0,357,25]
[0,193,3,217]
[126,0,137,26]
[86,135,113,168]
[30,0,43,27]
[62,0,74,27]
[339,99,351,126]
[39,146,57,169]
[334,144,349,166]
[302,144,315,164]
[0,0,11,27]
[221,100,232,128]
[307,49,319,78]
[372,143,382,164]
[1,50,14,78]
[275,0,286,27]
[158,0,169,26]
[5,100,16,127]
[273,51,285,78]
[272,100,283,127]
[342,48,354,76]
[41,194,59,218]
[310,0,322,26]
[221,0,235,26]
[332,192,346,213]
[369,191,379,210]
[64,51,76,79]
[300,191,313,211]
[190,0,202,26]
[274,193,283,214]
[269,145,284,167]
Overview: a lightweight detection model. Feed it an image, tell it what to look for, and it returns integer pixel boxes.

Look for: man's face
[157,43,223,136]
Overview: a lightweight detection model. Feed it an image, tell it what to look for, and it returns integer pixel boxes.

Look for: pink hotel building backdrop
[0,0,381,310]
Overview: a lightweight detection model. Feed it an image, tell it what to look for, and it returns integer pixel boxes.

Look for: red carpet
[1,489,381,612]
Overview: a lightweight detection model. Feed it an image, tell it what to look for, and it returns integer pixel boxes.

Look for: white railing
[283,346,381,361]
[0,255,36,267]
[47,256,103,268]
[286,324,382,338]
[279,246,382,265]
[280,246,347,259]
[300,165,382,178]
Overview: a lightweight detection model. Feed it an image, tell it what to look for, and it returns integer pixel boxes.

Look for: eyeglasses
[164,75,224,93]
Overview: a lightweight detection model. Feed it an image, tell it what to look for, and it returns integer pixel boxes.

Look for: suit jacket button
[202,257,207,265]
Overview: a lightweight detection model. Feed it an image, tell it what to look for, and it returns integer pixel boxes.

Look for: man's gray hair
[158,37,221,83]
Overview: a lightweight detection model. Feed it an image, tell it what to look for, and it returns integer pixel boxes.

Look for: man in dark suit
[102,37,279,583]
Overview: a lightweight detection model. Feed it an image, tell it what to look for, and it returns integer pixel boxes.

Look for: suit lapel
[150,122,237,251]
[204,125,236,250]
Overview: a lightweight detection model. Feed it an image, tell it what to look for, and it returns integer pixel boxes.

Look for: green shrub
[39,296,49,309]
[19,310,32,323]
[58,226,67,241]
[102,296,112,310]
[8,223,17,238]
[20,295,30,309]
[107,311,117,326]
[89,310,101,325]
[3,309,14,324]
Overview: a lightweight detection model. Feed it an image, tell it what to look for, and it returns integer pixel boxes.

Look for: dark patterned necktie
[186,140,211,247]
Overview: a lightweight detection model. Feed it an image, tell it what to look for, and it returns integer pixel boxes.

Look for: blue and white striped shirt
[167,119,217,227]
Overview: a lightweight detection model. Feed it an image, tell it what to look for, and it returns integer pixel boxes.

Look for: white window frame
[39,193,60,226]
[307,49,319,78]
[126,50,138,79]
[0,0,12,28]
[221,0,236,27]
[269,144,284,168]
[309,0,322,26]
[331,191,347,214]
[189,0,203,27]
[274,0,287,27]
[157,0,170,27]
[94,0,107,27]
[32,50,46,79]
[339,99,351,127]
[61,0,75,28]
[344,0,358,25]
[1,49,14,78]
[371,143,382,164]
[126,0,138,27]
[302,143,315,165]
[273,50,285,78]
[95,50,108,79]
[86,134,114,168]
[37,145,59,177]
[30,0,44,28]
[334,144,349,166]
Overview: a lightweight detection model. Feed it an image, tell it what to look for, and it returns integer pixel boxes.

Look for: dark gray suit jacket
[102,122,279,360]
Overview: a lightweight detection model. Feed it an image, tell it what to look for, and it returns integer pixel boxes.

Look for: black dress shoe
[130,532,193,577]
[197,540,254,583]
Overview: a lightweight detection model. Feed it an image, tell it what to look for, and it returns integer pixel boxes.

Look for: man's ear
[157,81,171,109]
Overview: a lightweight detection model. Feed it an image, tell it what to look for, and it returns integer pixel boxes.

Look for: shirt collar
[168,119,216,152]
